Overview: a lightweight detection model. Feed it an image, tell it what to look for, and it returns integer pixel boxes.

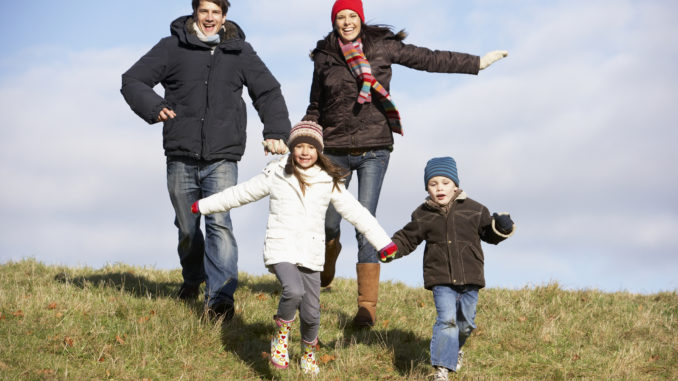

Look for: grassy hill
[1,259,676,380]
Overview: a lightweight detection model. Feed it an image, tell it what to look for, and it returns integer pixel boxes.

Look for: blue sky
[1,0,677,294]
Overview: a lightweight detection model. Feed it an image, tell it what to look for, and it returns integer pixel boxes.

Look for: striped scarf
[338,38,403,135]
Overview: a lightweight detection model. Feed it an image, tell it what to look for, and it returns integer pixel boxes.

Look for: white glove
[262,139,289,155]
[479,50,508,70]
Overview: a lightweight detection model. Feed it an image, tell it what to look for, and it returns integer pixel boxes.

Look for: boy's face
[427,176,458,205]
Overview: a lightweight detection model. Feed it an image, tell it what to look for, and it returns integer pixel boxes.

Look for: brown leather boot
[320,233,341,287]
[353,263,380,327]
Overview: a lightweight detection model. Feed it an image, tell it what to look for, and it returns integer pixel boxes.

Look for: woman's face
[334,9,361,42]
[293,143,318,169]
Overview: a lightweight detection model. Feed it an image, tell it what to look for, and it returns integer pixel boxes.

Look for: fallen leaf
[381,319,390,328]
[150,310,156,315]
[256,293,268,301]
[116,335,125,345]
[37,369,55,376]
[518,316,527,322]
[12,310,23,317]
[56,312,64,318]
[572,354,580,361]
[649,355,660,362]
[64,337,74,347]
[419,301,426,307]
[138,316,150,323]
[106,370,111,376]
[319,354,336,364]
[47,302,57,310]
[99,356,105,362]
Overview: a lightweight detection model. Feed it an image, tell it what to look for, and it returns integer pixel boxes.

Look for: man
[121,0,290,320]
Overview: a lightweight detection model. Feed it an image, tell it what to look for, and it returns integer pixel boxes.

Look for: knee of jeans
[436,314,457,328]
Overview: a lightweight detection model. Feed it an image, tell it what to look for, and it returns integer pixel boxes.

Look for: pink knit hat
[287,121,324,152]
[331,0,365,24]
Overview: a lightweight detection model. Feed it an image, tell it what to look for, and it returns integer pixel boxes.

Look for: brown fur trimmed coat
[392,191,514,290]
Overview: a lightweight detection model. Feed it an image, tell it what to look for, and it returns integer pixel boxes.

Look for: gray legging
[270,262,321,343]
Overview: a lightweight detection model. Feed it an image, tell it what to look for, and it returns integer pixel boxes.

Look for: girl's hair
[285,151,349,195]
[323,23,406,57]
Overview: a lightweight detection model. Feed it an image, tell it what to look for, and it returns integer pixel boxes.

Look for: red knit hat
[331,0,365,24]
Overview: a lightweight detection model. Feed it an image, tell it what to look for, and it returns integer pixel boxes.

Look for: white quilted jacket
[197,156,392,271]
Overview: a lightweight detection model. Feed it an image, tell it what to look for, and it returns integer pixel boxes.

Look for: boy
[378,156,515,380]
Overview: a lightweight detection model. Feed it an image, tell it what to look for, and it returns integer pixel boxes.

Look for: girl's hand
[262,139,289,155]
[378,242,398,263]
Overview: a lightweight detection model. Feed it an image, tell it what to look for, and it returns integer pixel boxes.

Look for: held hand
[262,139,290,155]
[191,201,200,214]
[378,242,398,263]
[479,50,508,70]
[157,107,176,122]
[492,212,514,234]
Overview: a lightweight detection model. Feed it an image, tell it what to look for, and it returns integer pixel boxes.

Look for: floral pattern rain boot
[300,338,320,375]
[270,316,293,369]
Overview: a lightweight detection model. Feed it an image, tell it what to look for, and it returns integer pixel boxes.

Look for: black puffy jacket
[121,17,290,161]
[303,27,479,150]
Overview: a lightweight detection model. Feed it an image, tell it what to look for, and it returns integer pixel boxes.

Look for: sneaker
[433,366,449,381]
[456,350,464,371]
[177,283,200,301]
[207,302,235,321]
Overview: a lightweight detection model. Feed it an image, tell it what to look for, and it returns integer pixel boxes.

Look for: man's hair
[192,0,230,14]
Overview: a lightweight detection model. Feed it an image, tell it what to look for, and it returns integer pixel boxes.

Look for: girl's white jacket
[197,156,392,272]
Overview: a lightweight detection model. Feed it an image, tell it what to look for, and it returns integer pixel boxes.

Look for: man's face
[195,1,226,36]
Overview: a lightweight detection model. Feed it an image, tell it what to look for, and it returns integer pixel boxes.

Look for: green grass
[1,259,676,380]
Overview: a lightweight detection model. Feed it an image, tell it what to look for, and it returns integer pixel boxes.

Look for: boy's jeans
[166,157,239,307]
[324,149,390,263]
[430,285,479,371]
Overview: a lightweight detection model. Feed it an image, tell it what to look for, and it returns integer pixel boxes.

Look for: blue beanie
[424,157,459,189]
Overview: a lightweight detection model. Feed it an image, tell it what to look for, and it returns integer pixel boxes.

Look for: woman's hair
[285,152,349,195]
[323,23,406,57]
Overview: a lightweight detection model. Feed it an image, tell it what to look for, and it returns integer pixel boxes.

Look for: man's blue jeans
[324,149,390,263]
[166,157,239,307]
[430,285,479,371]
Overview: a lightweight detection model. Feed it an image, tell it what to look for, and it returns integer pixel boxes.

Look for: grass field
[1,259,676,380]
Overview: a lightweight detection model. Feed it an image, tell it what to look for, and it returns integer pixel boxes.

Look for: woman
[302,0,508,327]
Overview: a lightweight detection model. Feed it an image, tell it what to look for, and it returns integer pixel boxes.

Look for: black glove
[493,213,514,235]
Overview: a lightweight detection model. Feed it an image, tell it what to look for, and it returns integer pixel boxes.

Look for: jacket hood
[170,15,245,48]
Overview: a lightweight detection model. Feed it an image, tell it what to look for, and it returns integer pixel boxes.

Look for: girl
[191,121,395,375]
[302,0,508,327]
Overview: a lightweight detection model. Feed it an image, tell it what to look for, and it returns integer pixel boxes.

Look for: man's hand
[157,107,176,122]
[262,139,289,155]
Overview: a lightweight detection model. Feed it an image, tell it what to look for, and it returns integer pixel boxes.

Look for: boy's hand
[378,242,398,263]
[492,212,514,234]
[191,201,200,214]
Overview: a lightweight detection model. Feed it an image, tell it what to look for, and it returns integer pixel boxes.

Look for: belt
[323,146,392,156]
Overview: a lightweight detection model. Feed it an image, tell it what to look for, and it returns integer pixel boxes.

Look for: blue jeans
[324,149,390,263]
[166,157,239,307]
[430,285,479,371]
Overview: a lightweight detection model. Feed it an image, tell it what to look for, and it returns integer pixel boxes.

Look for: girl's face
[427,176,458,205]
[334,9,361,43]
[293,143,318,169]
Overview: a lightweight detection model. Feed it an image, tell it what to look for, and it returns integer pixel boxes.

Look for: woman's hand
[479,50,508,70]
